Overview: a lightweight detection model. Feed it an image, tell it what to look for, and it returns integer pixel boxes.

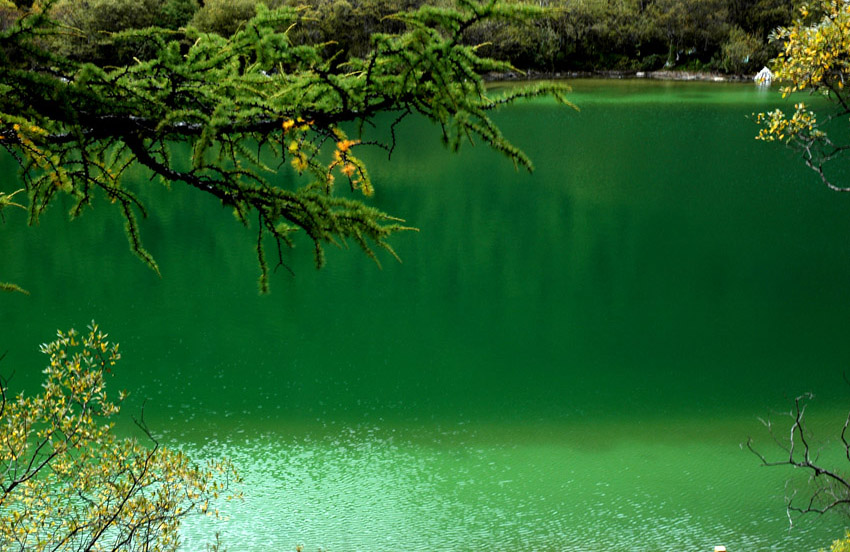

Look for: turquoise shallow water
[2,79,850,550]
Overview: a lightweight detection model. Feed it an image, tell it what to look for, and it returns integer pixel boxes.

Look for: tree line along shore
[0,0,800,76]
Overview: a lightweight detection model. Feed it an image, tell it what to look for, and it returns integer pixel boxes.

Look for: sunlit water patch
[175,416,845,552]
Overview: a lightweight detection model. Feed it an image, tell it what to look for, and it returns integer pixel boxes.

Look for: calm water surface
[3,79,850,550]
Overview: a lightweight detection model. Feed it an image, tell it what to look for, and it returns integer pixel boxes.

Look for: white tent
[754,66,774,85]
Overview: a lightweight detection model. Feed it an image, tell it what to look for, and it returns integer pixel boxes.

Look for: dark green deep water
[3,80,850,550]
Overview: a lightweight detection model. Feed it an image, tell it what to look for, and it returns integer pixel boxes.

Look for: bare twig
[748,393,850,524]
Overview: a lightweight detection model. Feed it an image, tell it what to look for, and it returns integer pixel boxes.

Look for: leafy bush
[52,0,161,33]
[0,323,240,551]
[48,0,199,63]
[190,0,258,36]
[157,0,200,29]
[825,532,850,552]
[721,26,765,74]
[0,2,20,31]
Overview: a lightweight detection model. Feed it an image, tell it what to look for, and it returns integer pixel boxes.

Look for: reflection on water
[3,80,850,550]
[176,417,843,552]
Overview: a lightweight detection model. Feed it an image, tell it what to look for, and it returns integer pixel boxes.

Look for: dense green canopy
[0,0,572,291]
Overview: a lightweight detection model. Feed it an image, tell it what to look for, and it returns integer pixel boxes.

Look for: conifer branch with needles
[0,0,574,292]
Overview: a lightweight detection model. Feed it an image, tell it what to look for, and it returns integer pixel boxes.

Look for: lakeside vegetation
[5,0,850,549]
[0,0,801,75]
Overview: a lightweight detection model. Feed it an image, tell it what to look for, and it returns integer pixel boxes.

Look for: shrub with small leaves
[0,323,240,552]
[48,0,199,63]
[755,0,850,191]
[720,25,765,74]
[826,532,850,552]
[190,0,258,36]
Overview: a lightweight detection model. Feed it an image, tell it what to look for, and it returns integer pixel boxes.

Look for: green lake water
[3,79,850,550]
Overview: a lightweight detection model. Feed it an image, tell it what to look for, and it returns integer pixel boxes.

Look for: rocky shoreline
[484,69,756,83]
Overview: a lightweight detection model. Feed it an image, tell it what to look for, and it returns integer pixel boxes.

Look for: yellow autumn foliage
[824,531,850,552]
[755,0,850,191]
[0,323,240,551]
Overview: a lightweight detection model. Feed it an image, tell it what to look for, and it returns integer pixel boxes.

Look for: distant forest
[1,0,801,74]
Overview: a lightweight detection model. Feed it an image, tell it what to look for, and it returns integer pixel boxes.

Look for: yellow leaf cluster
[327,134,372,196]
[755,103,823,143]
[755,2,845,152]
[0,324,240,551]
[773,1,850,96]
